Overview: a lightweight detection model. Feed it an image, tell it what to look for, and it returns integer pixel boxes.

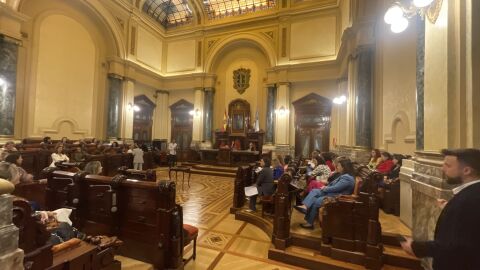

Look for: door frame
[292,93,332,157]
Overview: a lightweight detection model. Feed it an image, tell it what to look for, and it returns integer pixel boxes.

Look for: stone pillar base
[0,248,24,270]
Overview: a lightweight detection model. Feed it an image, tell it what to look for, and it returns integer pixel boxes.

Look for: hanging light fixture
[384,0,442,33]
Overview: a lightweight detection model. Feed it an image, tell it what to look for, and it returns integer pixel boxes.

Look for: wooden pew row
[270,165,386,269]
[42,169,184,270]
[12,197,121,270]
[11,149,156,181]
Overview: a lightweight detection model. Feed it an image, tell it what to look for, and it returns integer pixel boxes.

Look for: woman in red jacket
[376,151,394,174]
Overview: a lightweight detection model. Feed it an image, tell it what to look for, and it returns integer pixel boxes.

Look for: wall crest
[233,68,251,94]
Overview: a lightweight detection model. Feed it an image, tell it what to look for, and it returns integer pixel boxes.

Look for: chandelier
[384,0,443,33]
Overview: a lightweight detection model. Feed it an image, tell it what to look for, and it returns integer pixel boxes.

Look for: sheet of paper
[244,186,258,197]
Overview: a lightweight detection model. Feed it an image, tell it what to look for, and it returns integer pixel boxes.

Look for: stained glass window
[142,0,193,28]
[203,0,276,20]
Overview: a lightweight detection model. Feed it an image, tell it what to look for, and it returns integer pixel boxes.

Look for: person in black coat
[248,158,275,212]
[401,148,480,270]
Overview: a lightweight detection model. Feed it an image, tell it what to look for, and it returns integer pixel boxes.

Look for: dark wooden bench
[12,196,122,270]
[39,170,184,270]
[319,166,384,269]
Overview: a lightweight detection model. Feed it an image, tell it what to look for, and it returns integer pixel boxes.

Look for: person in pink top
[376,151,394,174]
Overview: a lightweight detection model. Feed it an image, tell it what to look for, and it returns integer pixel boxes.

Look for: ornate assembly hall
[0,0,478,269]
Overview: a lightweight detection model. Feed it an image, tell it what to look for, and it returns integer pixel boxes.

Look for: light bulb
[384,5,404,25]
[413,0,434,8]
[391,16,409,33]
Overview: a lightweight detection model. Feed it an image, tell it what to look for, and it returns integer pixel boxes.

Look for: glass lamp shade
[413,0,434,8]
[384,5,404,24]
[391,17,409,33]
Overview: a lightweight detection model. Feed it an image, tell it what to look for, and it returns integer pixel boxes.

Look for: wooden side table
[169,166,191,189]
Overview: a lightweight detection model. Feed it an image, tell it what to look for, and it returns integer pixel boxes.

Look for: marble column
[416,16,425,150]
[0,193,24,270]
[191,88,204,148]
[354,47,373,148]
[153,90,169,140]
[265,84,276,145]
[0,37,18,137]
[274,82,290,156]
[202,88,214,148]
[120,78,135,139]
[106,74,123,139]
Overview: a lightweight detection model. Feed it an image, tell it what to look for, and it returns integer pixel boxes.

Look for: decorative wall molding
[384,110,415,144]
[40,118,89,136]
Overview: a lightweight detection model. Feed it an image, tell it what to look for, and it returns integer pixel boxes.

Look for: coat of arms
[233,68,251,94]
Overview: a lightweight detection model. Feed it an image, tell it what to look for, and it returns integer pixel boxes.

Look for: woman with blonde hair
[84,161,103,175]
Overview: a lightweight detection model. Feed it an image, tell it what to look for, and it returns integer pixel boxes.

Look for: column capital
[203,87,215,93]
[155,90,169,96]
[108,73,124,80]
[277,82,290,87]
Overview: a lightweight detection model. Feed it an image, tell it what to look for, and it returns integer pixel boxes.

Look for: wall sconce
[189,108,201,117]
[274,106,289,116]
[384,0,443,33]
[332,95,347,105]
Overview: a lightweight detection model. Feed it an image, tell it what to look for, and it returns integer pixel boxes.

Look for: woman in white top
[50,145,69,167]
[132,144,144,170]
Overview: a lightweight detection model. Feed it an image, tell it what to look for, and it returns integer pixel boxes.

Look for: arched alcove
[209,38,272,133]
[385,111,415,154]
[19,0,126,138]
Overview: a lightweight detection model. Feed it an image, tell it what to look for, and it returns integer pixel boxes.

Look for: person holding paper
[248,158,274,212]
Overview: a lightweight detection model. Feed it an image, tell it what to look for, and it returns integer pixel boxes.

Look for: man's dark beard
[446,176,463,185]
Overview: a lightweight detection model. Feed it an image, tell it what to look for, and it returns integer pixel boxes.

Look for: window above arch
[203,0,276,20]
[142,0,193,28]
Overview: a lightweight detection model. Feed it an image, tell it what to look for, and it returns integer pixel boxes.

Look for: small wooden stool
[183,224,198,263]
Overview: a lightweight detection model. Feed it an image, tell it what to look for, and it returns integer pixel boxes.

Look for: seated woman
[50,145,70,167]
[248,158,275,212]
[84,161,103,175]
[0,153,35,186]
[272,158,284,180]
[4,153,34,185]
[294,158,355,229]
[305,156,331,194]
[367,149,382,170]
[376,151,394,174]
[321,152,337,172]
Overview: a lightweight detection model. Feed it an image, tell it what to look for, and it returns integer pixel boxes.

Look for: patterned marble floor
[118,168,304,270]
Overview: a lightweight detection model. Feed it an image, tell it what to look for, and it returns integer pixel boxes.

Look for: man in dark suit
[401,148,480,270]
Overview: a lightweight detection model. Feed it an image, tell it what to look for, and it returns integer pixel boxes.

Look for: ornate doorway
[170,99,193,161]
[133,95,155,143]
[293,93,332,157]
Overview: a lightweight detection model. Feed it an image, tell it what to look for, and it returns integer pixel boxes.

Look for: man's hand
[400,237,415,256]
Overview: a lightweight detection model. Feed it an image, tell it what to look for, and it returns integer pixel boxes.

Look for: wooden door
[293,93,332,158]
[170,99,193,161]
[133,95,155,144]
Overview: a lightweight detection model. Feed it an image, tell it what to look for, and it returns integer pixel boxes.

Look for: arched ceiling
[142,0,276,28]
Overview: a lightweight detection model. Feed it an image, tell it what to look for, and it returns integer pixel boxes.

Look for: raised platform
[180,163,238,178]
[232,206,422,270]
